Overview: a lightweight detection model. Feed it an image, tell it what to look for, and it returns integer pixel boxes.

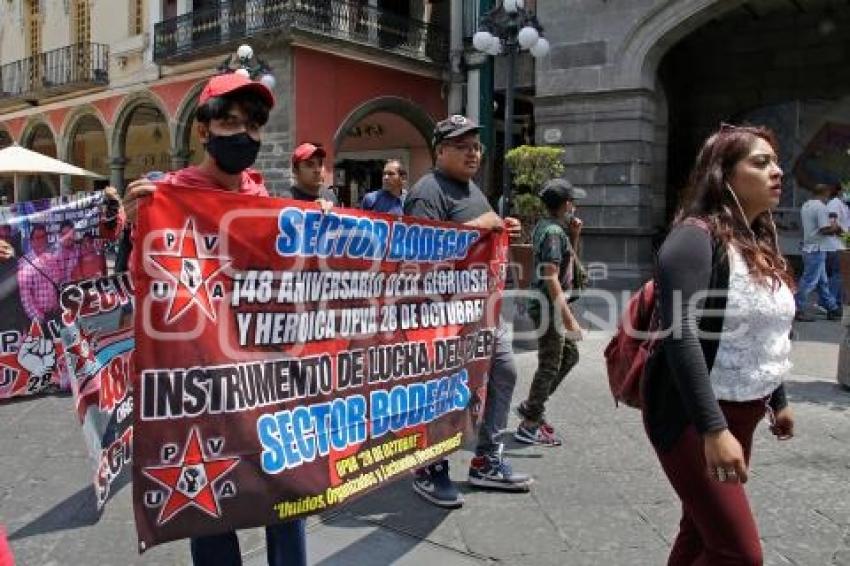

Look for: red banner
[131,186,507,551]
[59,272,135,508]
[0,192,111,399]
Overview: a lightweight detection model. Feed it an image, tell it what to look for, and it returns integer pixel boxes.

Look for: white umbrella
[0,144,105,202]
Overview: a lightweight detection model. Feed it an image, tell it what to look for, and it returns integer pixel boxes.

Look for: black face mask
[205,132,261,175]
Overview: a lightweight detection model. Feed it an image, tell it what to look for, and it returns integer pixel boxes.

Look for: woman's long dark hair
[674,124,794,289]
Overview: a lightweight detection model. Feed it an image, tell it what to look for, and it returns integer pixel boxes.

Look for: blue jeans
[190,519,306,566]
[476,319,518,456]
[795,251,838,312]
[425,319,518,475]
[821,251,843,308]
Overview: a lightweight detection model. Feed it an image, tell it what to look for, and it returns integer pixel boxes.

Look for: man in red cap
[123,72,275,219]
[120,72,308,566]
[282,142,338,208]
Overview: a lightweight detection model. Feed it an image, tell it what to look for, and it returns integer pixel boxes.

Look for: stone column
[56,139,72,196]
[535,89,660,289]
[110,157,128,195]
[170,149,190,172]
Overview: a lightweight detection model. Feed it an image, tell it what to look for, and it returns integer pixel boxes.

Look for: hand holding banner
[131,186,508,551]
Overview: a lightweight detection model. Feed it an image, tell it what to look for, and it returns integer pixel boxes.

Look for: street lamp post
[473,0,548,217]
[217,44,276,89]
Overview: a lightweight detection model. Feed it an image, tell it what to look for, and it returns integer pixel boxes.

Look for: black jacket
[642,222,788,452]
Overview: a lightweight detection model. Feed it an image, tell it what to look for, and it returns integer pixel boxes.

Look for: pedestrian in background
[283,142,338,210]
[404,115,532,508]
[824,182,849,307]
[361,158,406,215]
[514,179,585,446]
[17,225,62,321]
[645,124,796,565]
[795,183,842,321]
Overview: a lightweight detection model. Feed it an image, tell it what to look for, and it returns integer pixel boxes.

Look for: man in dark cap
[404,115,532,509]
[515,178,585,446]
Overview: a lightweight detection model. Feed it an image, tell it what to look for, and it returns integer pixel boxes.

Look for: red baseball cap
[291,142,327,166]
[198,72,275,108]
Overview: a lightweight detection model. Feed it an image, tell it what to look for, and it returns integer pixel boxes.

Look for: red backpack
[604,218,711,409]
[603,279,659,408]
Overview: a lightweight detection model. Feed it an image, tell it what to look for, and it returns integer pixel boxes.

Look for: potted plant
[504,145,565,288]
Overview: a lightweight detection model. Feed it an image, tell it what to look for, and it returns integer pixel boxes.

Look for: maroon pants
[654,400,767,566]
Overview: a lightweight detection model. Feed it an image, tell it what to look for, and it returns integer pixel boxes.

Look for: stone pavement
[2,319,849,565]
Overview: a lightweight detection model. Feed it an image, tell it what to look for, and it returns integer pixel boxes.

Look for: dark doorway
[335,159,384,208]
[659,0,850,231]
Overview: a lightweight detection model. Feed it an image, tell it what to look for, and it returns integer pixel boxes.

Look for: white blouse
[709,246,795,401]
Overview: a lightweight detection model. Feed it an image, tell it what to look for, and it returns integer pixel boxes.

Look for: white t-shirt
[710,247,795,402]
[800,199,836,253]
[827,197,849,250]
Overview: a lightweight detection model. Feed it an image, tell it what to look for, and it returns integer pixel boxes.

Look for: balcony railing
[0,43,109,102]
[154,0,448,65]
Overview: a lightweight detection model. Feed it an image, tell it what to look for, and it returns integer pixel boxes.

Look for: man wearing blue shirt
[360,159,406,215]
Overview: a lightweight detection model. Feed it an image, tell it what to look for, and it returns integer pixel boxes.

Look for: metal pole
[501,34,516,217]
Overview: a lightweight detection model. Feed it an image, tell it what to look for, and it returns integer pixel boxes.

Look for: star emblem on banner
[0,320,54,396]
[66,327,98,375]
[0,344,27,396]
[143,428,239,525]
[148,219,230,323]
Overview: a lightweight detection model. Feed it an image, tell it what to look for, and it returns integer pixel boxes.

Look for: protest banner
[0,192,111,399]
[59,271,135,508]
[131,186,508,551]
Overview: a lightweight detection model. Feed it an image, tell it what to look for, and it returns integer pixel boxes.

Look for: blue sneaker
[412,460,463,509]
[468,444,533,491]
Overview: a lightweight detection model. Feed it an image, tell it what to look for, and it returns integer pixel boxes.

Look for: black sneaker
[516,401,548,424]
[827,308,843,321]
[412,461,463,509]
[468,444,533,491]
[795,310,815,322]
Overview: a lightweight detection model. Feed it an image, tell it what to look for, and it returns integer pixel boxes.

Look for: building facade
[533,0,850,286]
[5,1,846,282]
[0,0,455,206]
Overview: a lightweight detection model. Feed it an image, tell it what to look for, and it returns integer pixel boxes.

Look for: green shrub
[514,192,545,218]
[505,145,565,194]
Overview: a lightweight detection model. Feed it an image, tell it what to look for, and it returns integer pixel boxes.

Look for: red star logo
[0,319,53,396]
[148,219,230,323]
[0,346,27,396]
[143,428,239,525]
[67,327,98,375]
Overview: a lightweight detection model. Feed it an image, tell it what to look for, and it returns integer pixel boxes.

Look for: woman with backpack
[644,124,795,565]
